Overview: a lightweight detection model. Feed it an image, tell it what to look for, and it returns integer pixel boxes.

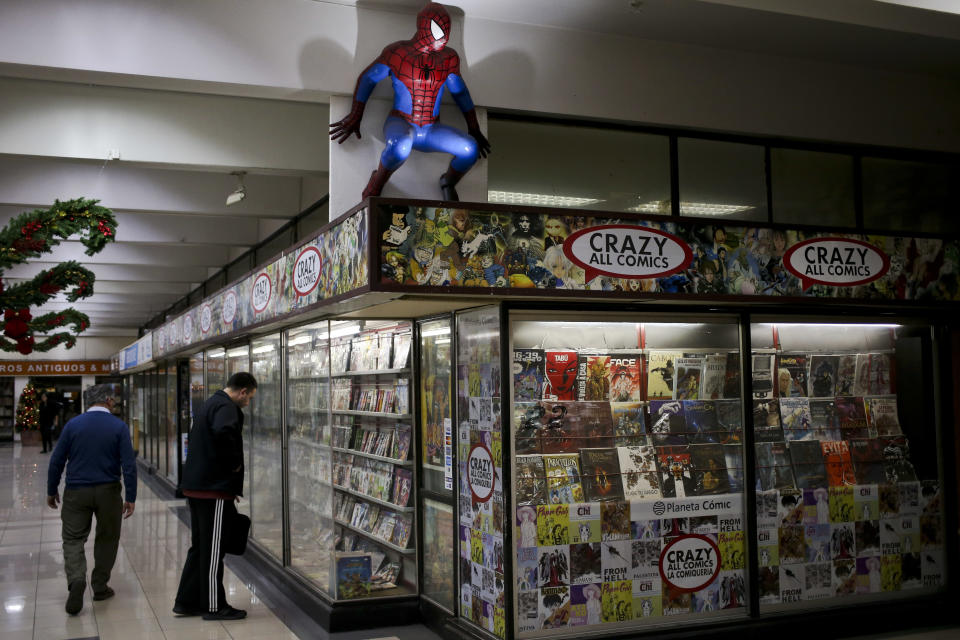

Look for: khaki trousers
[61,482,123,591]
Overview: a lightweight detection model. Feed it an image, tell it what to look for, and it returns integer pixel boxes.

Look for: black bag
[224,512,251,555]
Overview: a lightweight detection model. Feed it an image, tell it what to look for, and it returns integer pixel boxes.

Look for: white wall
[0,337,131,361]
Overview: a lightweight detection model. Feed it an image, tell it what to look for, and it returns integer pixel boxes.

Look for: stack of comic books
[392,513,413,547]
[516,454,547,505]
[580,448,624,501]
[332,378,353,410]
[392,469,412,507]
[543,453,584,502]
[392,332,412,369]
[393,425,412,460]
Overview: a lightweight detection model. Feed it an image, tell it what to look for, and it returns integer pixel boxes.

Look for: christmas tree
[15,384,39,432]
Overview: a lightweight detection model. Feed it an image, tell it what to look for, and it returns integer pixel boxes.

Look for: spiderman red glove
[329,99,366,144]
[463,109,491,158]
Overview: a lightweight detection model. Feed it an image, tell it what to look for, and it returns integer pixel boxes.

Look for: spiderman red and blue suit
[329,2,491,201]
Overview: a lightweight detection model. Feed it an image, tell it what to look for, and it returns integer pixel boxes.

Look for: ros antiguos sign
[563,225,692,283]
[783,237,889,292]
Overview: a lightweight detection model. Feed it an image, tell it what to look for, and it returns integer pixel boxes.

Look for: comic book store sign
[563,225,692,282]
[659,534,721,592]
[468,443,495,503]
[783,237,889,291]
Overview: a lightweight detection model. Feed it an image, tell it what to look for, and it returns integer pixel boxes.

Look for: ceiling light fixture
[226,171,246,206]
[629,201,755,217]
[488,190,603,208]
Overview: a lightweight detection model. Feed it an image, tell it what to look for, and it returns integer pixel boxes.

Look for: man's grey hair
[84,384,114,407]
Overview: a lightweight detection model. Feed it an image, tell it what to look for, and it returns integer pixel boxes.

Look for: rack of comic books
[511,336,944,635]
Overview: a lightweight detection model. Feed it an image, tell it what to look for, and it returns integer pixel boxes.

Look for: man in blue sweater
[47,383,137,615]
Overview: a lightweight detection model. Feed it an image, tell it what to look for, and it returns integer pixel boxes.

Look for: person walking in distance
[46,384,137,615]
[38,392,60,453]
[174,372,257,620]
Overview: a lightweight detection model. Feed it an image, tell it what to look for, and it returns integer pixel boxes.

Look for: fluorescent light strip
[207,351,225,358]
[629,201,755,217]
[421,326,451,337]
[252,344,275,354]
[488,190,602,208]
[227,348,248,358]
[288,335,313,346]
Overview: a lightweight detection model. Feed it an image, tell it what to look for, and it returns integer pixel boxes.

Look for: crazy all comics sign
[659,534,722,593]
[251,273,271,313]
[293,246,322,296]
[221,290,238,325]
[468,443,495,503]
[783,237,890,291]
[563,225,692,282]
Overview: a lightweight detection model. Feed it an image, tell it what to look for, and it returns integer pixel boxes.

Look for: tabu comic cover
[780,397,813,441]
[516,454,546,506]
[778,564,804,602]
[719,530,746,570]
[675,357,704,400]
[788,440,828,489]
[868,353,894,395]
[609,354,642,402]
[617,445,661,500]
[715,399,742,443]
[831,522,856,560]
[836,397,871,439]
[543,350,579,401]
[536,504,570,546]
[864,396,901,436]
[569,583,602,627]
[848,438,886,485]
[701,354,727,400]
[832,558,857,596]
[656,445,695,498]
[647,351,680,399]
[809,398,841,440]
[683,399,720,444]
[881,555,903,591]
[805,524,831,563]
[821,440,856,486]
[648,400,688,446]
[543,453,584,504]
[517,590,539,633]
[580,448,625,502]
[808,355,839,398]
[513,349,544,402]
[758,566,780,604]
[751,354,776,399]
[601,580,633,623]
[690,443,731,496]
[518,546,539,591]
[723,444,744,493]
[804,562,832,600]
[777,354,808,398]
[569,542,602,585]
[541,401,614,454]
[579,354,612,401]
[539,586,570,629]
[829,486,855,523]
[569,502,601,543]
[634,594,663,618]
[538,545,572,588]
[601,501,631,541]
[610,402,647,446]
[752,398,784,443]
[601,540,631,583]
[834,354,858,396]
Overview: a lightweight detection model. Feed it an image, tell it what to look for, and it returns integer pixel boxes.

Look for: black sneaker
[202,605,247,620]
[65,580,85,615]
[172,603,203,616]
[93,586,115,601]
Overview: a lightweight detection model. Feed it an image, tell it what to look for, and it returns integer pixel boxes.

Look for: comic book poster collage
[513,347,747,634]
[376,204,960,302]
[457,307,507,638]
[153,210,369,358]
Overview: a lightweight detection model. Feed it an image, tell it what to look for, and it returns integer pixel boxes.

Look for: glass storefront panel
[166,363,178,483]
[509,311,746,637]
[250,334,283,560]
[188,353,204,465]
[225,345,251,518]
[770,148,855,228]
[423,498,455,612]
[862,157,958,234]
[678,137,768,222]
[750,320,946,610]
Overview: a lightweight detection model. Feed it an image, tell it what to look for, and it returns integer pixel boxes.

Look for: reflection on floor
[0,442,440,640]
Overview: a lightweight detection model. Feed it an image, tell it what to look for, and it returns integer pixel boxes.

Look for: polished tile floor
[0,442,437,640]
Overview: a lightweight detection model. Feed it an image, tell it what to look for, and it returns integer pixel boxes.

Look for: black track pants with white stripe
[175,497,235,613]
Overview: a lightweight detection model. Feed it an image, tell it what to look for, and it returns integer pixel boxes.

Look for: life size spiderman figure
[329,2,491,201]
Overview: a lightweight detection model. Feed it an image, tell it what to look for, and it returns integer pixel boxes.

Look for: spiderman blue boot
[439,166,467,201]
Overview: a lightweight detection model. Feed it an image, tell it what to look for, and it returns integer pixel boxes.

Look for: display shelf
[288,374,330,381]
[332,368,409,378]
[333,410,412,420]
[289,438,331,452]
[332,484,415,513]
[334,519,414,554]
[331,446,412,466]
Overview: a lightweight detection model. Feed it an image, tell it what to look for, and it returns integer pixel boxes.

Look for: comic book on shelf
[778,354,808,398]
[853,353,872,397]
[689,443,730,496]
[375,511,398,541]
[847,438,886,485]
[394,379,410,414]
[808,398,841,440]
[543,453,585,503]
[656,444,694,498]
[868,353,893,395]
[616,444,660,500]
[514,401,544,455]
[540,401,613,453]
[610,402,646,446]
[540,586,571,629]
[723,352,741,399]
[391,513,413,547]
[609,353,642,402]
[350,332,380,372]
[332,378,353,411]
[877,436,918,483]
[392,468,412,507]
[714,399,742,443]
[675,357,704,400]
[648,399,687,446]
[836,396,871,439]
[579,448,624,502]
[808,355,839,397]
[517,454,547,505]
[647,351,680,399]
[578,353,611,401]
[544,350,579,401]
[820,440,856,486]
[331,339,352,374]
[393,424,412,460]
[788,439,828,489]
[864,396,901,436]
[701,354,726,400]
[752,398,783,442]
[779,397,813,441]
[755,441,796,491]
[370,561,402,591]
[513,349,545,402]
[834,354,858,396]
[751,354,775,399]
[336,553,372,599]
[682,399,719,444]
[722,444,744,492]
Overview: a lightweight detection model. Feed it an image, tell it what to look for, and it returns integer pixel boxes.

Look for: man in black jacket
[173,371,257,621]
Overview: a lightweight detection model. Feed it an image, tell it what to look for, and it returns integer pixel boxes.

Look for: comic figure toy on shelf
[330,2,491,202]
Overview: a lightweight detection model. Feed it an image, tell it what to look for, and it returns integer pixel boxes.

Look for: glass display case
[166,362,178,483]
[749,320,946,609]
[250,334,283,560]
[188,353,204,465]
[225,345,251,517]
[508,311,747,637]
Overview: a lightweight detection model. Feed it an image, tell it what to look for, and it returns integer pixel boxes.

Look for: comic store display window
[510,311,748,637]
[750,320,946,610]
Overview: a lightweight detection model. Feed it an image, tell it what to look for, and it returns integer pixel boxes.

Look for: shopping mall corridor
[0,442,437,640]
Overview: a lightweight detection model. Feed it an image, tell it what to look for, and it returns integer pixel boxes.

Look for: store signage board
[659,534,722,593]
[783,237,890,291]
[293,246,322,296]
[222,290,238,325]
[0,360,112,376]
[468,443,495,503]
[200,304,213,334]
[444,417,453,490]
[251,273,271,313]
[563,224,693,282]
[182,314,193,340]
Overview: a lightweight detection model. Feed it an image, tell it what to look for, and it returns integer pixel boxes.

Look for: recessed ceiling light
[488,190,602,208]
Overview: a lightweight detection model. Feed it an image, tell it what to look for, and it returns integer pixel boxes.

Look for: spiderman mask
[415,3,451,52]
